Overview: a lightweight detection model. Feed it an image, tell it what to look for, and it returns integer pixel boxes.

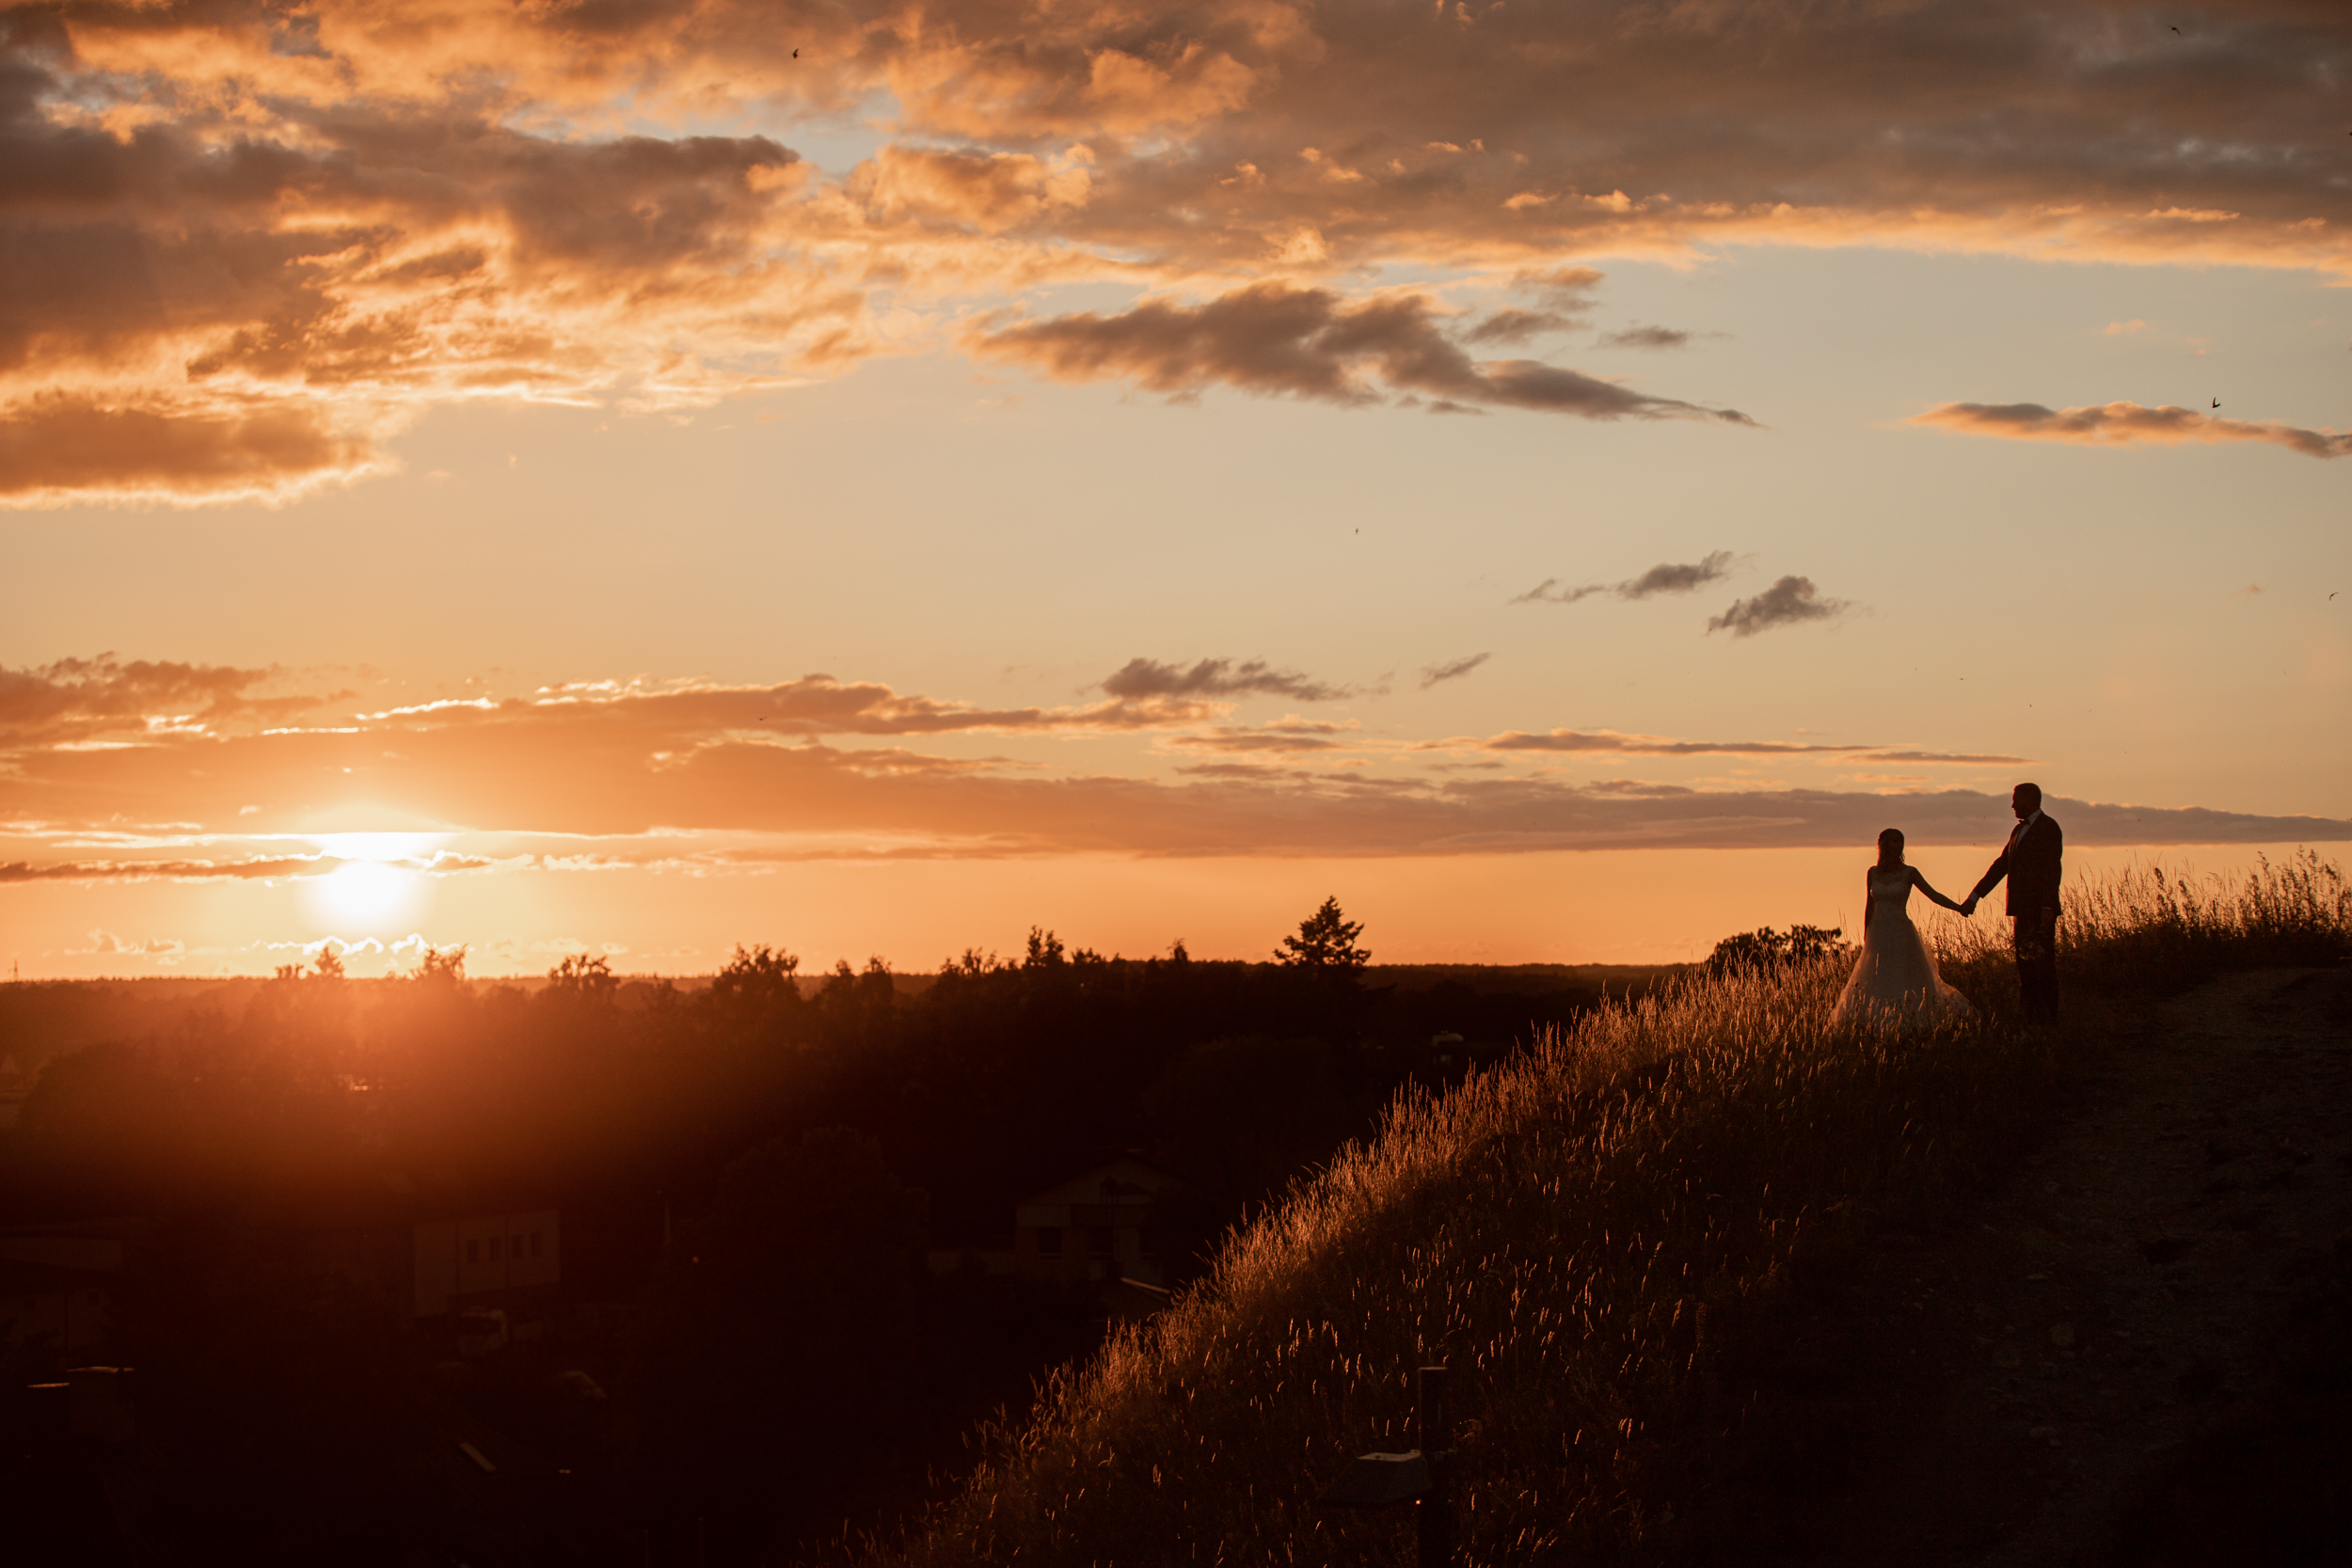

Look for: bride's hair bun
[1877,827,1905,863]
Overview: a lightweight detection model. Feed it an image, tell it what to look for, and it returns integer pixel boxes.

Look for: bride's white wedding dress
[1832,867,1976,1029]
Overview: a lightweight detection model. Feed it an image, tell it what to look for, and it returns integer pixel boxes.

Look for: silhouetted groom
[1962,783,2063,1023]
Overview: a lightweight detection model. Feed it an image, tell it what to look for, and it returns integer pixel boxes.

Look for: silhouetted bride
[1832,829,1977,1029]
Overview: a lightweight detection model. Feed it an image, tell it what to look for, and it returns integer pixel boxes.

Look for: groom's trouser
[2014,907,2059,1022]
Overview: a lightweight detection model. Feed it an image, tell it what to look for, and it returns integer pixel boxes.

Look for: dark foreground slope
[868,855,2348,1567]
[1683,963,2352,1567]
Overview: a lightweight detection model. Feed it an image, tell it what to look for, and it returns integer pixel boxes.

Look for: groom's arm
[1966,848,2010,906]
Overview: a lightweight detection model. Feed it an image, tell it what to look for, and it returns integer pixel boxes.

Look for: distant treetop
[1277,896,1370,973]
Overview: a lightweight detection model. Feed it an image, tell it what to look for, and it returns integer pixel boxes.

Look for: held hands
[1960,896,1979,918]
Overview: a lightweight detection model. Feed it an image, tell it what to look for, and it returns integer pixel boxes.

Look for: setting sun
[291,832,438,933]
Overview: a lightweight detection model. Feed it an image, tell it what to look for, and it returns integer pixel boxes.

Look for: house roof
[1016,1155,1184,1211]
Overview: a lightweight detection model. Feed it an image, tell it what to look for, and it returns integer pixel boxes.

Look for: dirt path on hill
[1687,964,2352,1568]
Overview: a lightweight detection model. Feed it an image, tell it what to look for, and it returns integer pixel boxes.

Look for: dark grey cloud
[974,284,1755,423]
[0,26,842,503]
[1708,577,1852,638]
[1597,326,1704,351]
[1419,653,1492,689]
[1100,657,1346,703]
[1514,551,1735,607]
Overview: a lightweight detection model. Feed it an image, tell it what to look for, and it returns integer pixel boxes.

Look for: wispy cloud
[70,930,187,959]
[1466,730,2027,763]
[1708,577,1852,638]
[0,655,344,745]
[1166,720,1355,754]
[1,852,494,885]
[1597,325,1709,350]
[1461,309,1585,346]
[1100,657,1348,703]
[1515,551,1736,607]
[1913,402,2352,459]
[973,285,1755,423]
[1419,654,1492,689]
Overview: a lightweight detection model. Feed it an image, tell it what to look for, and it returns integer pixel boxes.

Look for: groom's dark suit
[1969,812,2063,1022]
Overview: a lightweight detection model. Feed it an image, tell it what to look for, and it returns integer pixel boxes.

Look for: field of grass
[866,853,2348,1567]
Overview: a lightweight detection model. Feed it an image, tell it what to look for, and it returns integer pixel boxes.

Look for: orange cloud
[1912,401,2352,459]
[8,0,2352,504]
[0,397,385,507]
[0,654,342,745]
[2,656,2342,865]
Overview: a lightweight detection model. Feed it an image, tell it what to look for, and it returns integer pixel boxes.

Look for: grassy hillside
[871,854,2348,1566]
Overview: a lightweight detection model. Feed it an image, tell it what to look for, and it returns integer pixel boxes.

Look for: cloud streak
[973,285,1754,422]
[0,852,493,885]
[1515,552,1736,607]
[1469,731,2029,763]
[1913,402,2352,459]
[1165,720,1355,754]
[1100,657,1348,703]
[1597,326,1705,351]
[1419,654,1491,689]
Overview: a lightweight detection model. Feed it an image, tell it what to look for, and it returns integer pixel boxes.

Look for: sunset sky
[4,0,2347,976]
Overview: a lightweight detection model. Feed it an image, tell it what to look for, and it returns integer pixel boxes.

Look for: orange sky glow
[4,0,2347,974]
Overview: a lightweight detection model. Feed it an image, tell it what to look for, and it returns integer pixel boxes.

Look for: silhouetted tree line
[1702,923,1851,975]
[0,899,1613,1562]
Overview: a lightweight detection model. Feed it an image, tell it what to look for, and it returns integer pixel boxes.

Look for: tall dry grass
[870,855,2348,1568]
[1921,848,2352,1018]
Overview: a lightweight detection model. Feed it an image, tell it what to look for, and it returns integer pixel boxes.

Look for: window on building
[1036,1227,1061,1257]
[466,1240,479,1263]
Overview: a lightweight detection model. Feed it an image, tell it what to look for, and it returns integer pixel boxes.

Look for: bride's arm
[1910,866,1963,912]
[1863,874,1875,931]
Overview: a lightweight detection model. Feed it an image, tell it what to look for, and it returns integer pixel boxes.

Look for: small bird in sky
[793,48,800,57]
[2211,397,2221,408]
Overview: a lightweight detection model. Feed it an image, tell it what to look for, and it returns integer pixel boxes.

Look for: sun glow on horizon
[302,838,437,932]
[306,862,428,931]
